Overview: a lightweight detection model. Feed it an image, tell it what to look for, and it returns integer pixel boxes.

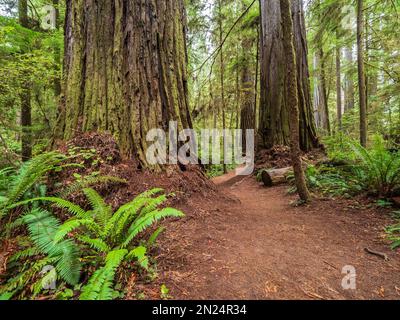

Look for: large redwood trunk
[58,0,193,165]
[259,0,319,152]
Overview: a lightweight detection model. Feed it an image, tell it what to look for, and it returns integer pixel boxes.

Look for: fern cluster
[0,151,184,300]
[0,152,68,218]
[5,187,184,300]
[387,220,400,250]
[350,136,400,196]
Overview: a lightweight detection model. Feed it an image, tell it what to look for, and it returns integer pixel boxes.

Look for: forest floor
[153,171,400,300]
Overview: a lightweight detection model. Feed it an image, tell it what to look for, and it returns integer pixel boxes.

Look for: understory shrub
[309,135,400,198]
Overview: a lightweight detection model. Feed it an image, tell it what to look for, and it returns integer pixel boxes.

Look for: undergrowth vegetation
[303,135,400,251]
[0,151,184,300]
[305,135,400,198]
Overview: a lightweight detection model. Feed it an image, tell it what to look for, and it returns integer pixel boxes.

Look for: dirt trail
[158,173,400,300]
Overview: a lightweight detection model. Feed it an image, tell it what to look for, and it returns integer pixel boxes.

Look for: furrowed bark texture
[259,0,319,152]
[240,35,255,152]
[279,0,311,202]
[59,0,193,165]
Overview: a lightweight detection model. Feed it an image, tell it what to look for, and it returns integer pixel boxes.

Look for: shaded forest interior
[0,0,399,300]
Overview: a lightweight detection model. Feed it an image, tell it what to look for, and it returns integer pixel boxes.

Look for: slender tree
[357,0,368,146]
[217,0,228,173]
[18,0,32,161]
[314,47,331,134]
[58,0,193,166]
[336,44,342,132]
[52,0,61,98]
[344,46,355,112]
[280,0,311,202]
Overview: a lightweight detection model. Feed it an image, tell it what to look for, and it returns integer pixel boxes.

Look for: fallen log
[261,167,293,187]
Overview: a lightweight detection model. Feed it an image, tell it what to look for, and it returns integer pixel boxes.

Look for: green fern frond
[126,246,149,270]
[80,249,128,301]
[1,257,54,296]
[123,208,184,248]
[140,194,168,216]
[8,246,41,264]
[13,197,87,218]
[82,188,112,227]
[77,236,110,253]
[6,152,67,207]
[111,197,151,240]
[83,188,108,212]
[23,209,81,286]
[113,188,165,218]
[107,188,165,238]
[3,216,25,233]
[54,218,100,243]
[57,176,127,198]
[147,227,165,248]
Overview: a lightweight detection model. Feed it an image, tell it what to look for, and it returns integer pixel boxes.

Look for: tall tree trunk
[357,0,368,147]
[53,0,62,98]
[314,47,330,134]
[59,0,193,166]
[279,0,311,202]
[313,54,321,128]
[240,1,255,152]
[19,0,32,161]
[254,26,260,134]
[218,0,227,173]
[336,44,342,132]
[235,43,240,130]
[344,46,355,112]
[259,0,319,152]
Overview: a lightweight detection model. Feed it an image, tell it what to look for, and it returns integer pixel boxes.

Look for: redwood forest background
[0,0,400,301]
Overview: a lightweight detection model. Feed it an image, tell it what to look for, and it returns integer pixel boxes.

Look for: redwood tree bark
[59,0,193,165]
[240,6,255,152]
[279,0,311,202]
[259,0,319,152]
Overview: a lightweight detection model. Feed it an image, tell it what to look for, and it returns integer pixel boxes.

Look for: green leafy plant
[304,165,362,197]
[0,152,69,219]
[23,209,82,285]
[16,187,184,300]
[56,174,126,199]
[0,209,82,299]
[349,136,400,196]
[386,222,400,250]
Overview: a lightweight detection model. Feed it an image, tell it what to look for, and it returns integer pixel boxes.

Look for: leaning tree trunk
[58,0,193,166]
[259,0,319,152]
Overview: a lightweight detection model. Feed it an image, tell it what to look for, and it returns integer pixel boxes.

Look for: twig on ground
[364,248,389,261]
